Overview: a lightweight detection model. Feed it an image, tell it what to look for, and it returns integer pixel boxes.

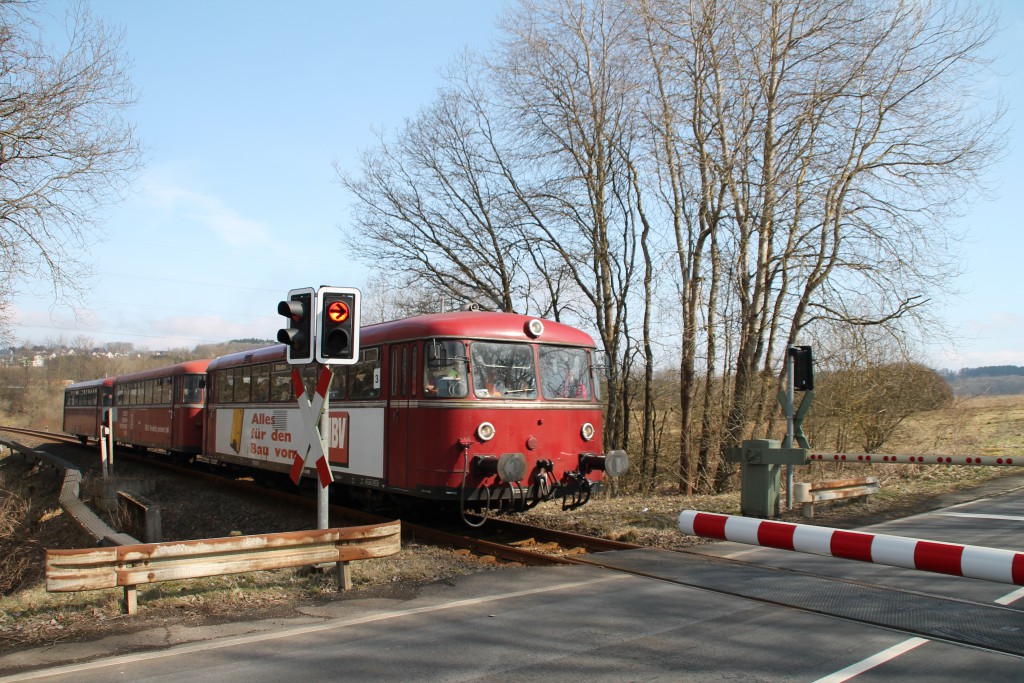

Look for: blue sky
[10,1,1024,371]
[14,0,504,350]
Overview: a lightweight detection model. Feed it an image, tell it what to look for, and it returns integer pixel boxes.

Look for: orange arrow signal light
[327,300,350,323]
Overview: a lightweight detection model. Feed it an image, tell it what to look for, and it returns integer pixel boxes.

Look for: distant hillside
[942,366,1024,396]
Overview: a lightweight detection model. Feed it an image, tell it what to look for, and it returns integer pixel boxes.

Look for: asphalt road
[2,477,1022,682]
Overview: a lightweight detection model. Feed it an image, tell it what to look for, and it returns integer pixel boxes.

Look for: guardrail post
[124,585,138,615]
[336,561,352,591]
[793,482,813,518]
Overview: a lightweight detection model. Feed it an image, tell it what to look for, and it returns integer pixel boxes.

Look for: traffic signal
[315,287,360,365]
[789,345,814,391]
[277,287,315,365]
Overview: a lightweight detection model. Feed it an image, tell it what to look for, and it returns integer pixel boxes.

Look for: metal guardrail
[792,476,878,518]
[46,521,402,614]
[0,438,138,546]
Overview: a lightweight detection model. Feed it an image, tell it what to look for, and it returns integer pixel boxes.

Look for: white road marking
[995,586,1024,605]
[812,637,929,683]
[936,511,1024,522]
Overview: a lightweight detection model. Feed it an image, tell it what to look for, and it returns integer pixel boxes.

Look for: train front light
[476,421,496,442]
[581,422,595,441]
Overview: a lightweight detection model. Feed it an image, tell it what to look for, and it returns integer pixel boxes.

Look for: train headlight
[581,422,595,441]
[525,319,544,338]
[476,421,496,442]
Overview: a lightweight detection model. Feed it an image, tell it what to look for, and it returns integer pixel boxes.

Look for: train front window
[423,340,468,398]
[539,346,592,400]
[471,342,536,399]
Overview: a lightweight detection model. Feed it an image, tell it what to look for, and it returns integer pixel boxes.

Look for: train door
[386,343,416,490]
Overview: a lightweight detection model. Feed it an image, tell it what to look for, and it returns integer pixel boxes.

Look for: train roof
[114,359,213,384]
[207,312,597,372]
[360,311,596,347]
[207,345,286,371]
[64,377,115,391]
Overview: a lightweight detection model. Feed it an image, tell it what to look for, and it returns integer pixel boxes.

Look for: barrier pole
[679,509,1024,585]
[785,354,794,510]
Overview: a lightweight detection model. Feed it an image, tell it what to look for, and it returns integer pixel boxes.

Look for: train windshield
[423,340,468,398]
[539,346,593,400]
[471,342,537,399]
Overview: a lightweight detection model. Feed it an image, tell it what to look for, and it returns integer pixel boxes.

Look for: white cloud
[137,167,272,247]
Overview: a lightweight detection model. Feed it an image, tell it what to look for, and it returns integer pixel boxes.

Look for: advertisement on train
[211,406,385,479]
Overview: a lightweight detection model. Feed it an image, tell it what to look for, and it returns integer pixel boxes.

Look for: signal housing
[277,288,315,365]
[315,287,360,365]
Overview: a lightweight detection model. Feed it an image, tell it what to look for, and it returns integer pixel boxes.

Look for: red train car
[62,377,114,444]
[203,311,627,511]
[112,360,211,458]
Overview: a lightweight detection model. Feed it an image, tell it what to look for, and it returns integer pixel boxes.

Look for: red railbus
[203,312,627,511]
[62,377,114,444]
[112,360,211,459]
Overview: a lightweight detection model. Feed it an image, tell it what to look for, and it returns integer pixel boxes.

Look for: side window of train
[410,347,417,396]
[390,348,399,397]
[208,372,219,403]
[329,368,347,401]
[423,340,468,398]
[270,362,293,402]
[233,367,251,403]
[219,369,235,404]
[251,364,271,403]
[348,347,381,400]
[402,347,410,398]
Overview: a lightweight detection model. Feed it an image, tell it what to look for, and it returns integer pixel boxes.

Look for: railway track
[0,425,640,566]
[5,425,1022,660]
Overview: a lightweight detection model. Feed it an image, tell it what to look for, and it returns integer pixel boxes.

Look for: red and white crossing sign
[289,365,335,488]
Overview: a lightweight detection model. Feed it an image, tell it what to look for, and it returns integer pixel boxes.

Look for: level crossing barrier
[810,452,1020,466]
[46,521,402,614]
[792,476,878,518]
[678,510,1024,585]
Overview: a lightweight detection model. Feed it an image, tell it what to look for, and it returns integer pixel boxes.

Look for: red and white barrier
[678,510,1024,586]
[809,452,1019,466]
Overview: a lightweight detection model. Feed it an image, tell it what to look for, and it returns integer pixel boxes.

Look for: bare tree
[340,64,535,315]
[639,0,1003,489]
[0,3,142,341]
[807,326,953,453]
[340,0,1002,494]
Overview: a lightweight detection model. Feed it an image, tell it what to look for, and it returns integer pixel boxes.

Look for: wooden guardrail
[792,476,878,518]
[46,521,402,614]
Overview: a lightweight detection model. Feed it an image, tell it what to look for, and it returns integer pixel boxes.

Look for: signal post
[277,286,361,531]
